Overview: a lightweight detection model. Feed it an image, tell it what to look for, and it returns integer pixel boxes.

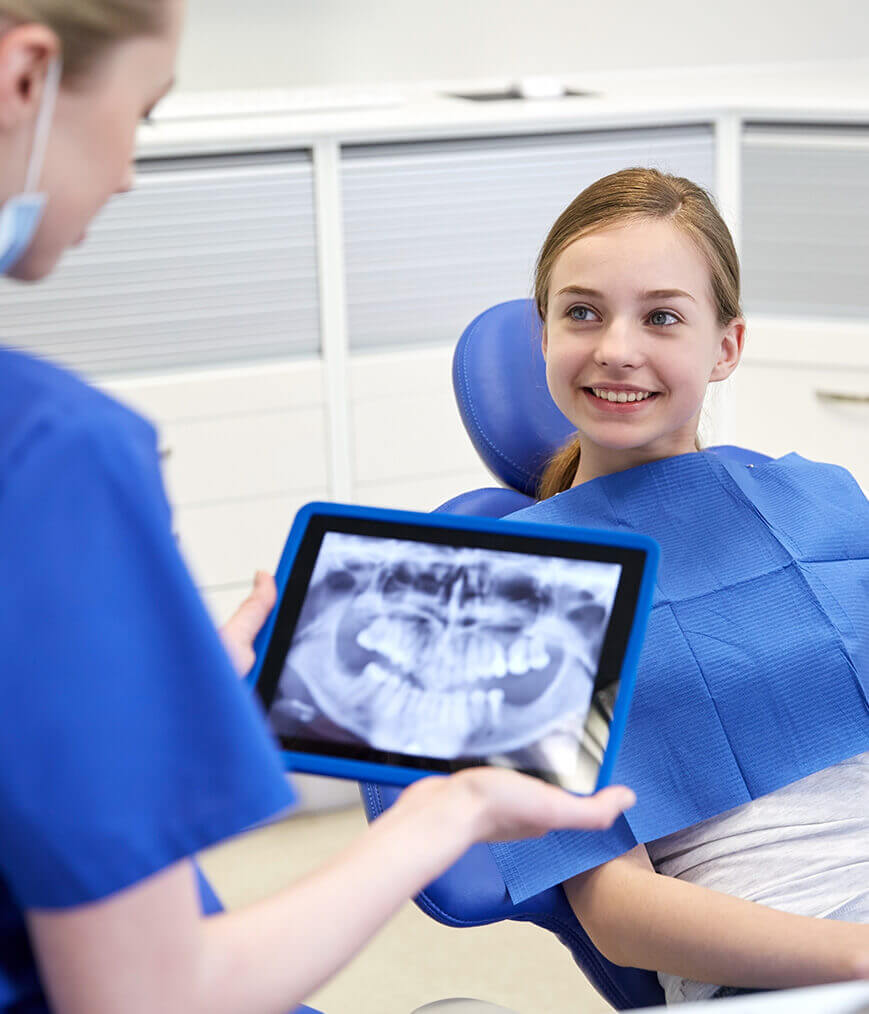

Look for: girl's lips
[581,388,660,413]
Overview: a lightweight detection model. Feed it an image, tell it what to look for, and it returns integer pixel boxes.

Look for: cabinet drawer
[174,492,325,589]
[354,468,496,513]
[159,408,328,506]
[105,360,325,419]
[727,362,869,491]
[351,393,482,483]
[350,348,483,484]
[105,362,329,506]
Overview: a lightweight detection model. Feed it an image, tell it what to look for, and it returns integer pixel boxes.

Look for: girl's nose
[593,321,643,369]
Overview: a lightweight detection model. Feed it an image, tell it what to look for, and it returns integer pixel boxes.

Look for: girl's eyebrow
[554,286,605,299]
[644,288,696,302]
[554,285,696,302]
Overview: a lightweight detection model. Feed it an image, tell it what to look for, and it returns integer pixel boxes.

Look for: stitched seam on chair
[361,782,383,816]
[412,890,493,928]
[458,314,538,487]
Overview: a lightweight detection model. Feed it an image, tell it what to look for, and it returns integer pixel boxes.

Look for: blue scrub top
[0,348,300,1010]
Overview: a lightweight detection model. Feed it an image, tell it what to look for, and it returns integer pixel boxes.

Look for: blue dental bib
[489,450,869,903]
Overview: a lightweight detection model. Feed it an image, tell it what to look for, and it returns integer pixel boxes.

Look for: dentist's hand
[219,571,277,676]
[392,767,636,845]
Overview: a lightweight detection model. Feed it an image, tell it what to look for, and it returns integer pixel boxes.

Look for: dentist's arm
[27,574,637,1014]
[564,844,869,990]
[28,772,635,1014]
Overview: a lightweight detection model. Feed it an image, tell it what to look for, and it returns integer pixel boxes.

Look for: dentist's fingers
[458,769,636,842]
[219,571,278,677]
[399,768,635,845]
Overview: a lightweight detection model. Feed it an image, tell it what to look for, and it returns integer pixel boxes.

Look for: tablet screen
[255,513,646,793]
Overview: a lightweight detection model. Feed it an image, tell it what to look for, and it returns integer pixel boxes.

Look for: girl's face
[2,0,183,281]
[542,217,744,481]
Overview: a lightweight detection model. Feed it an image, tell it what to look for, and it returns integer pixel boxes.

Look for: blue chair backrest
[362,299,771,1010]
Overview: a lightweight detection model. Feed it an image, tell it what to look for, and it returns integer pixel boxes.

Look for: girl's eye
[648,310,680,327]
[567,305,599,323]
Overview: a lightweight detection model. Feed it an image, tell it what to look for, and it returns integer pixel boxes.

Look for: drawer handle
[815,390,869,405]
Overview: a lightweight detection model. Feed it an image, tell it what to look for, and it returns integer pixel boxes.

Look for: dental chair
[360,298,772,1011]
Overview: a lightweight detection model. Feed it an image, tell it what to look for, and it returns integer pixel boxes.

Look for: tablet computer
[250,502,658,793]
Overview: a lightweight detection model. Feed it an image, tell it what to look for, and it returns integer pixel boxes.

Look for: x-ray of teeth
[269,533,622,764]
[465,685,618,794]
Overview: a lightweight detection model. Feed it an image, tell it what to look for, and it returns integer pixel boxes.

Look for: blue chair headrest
[453,299,575,498]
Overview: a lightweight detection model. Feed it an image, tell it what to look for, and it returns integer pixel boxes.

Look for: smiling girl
[528,168,869,1002]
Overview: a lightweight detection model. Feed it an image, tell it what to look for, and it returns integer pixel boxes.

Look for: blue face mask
[0,57,62,276]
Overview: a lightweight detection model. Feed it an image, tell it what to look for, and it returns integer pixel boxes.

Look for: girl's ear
[709,317,745,383]
[541,324,548,360]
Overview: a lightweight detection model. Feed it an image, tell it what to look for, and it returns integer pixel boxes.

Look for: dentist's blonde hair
[0,0,166,81]
[534,167,742,501]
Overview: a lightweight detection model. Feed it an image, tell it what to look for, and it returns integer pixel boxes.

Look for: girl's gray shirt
[647,751,869,1004]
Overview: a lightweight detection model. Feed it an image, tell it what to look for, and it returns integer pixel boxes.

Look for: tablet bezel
[249,502,658,792]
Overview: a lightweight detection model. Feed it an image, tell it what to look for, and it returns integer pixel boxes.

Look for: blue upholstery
[362,299,773,1010]
[453,299,572,497]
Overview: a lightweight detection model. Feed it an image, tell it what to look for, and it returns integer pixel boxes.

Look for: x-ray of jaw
[270,533,622,761]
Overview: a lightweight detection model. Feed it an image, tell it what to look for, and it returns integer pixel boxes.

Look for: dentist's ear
[0,23,60,131]
[709,317,745,383]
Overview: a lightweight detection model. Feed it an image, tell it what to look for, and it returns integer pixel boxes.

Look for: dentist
[0,3,635,1013]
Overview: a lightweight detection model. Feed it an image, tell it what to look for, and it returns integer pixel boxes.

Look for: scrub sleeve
[0,350,319,1013]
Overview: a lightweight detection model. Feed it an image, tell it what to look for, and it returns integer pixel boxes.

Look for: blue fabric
[0,348,295,1009]
[489,450,869,903]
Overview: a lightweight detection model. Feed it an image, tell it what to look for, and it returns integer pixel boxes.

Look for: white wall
[178,0,869,91]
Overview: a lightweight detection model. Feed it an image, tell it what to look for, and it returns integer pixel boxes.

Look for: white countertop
[138,58,869,157]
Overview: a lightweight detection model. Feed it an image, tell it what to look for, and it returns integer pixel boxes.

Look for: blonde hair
[0,1,167,81]
[535,167,742,501]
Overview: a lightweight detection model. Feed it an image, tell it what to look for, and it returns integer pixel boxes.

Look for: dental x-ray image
[267,533,622,768]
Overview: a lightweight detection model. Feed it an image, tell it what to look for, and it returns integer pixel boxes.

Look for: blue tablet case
[248,503,659,791]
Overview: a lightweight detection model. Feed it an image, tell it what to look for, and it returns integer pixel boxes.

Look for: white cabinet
[104,361,330,623]
[349,347,493,510]
[742,124,869,320]
[0,154,320,376]
[727,320,869,491]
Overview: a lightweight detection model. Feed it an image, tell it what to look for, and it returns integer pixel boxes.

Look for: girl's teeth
[592,388,652,403]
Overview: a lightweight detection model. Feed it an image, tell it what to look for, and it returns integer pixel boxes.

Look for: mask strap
[23,55,62,193]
